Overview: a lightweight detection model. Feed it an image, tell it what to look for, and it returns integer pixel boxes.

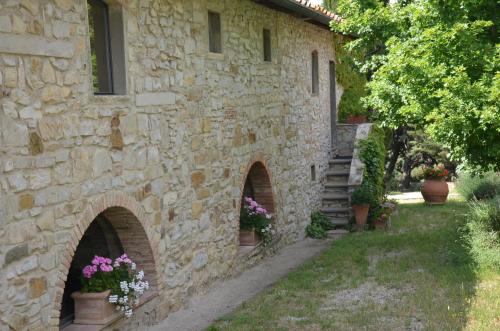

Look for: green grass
[209,200,500,331]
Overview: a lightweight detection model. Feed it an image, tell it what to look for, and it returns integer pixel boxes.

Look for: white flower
[125,308,133,318]
[131,262,136,270]
[137,270,144,280]
[108,295,118,303]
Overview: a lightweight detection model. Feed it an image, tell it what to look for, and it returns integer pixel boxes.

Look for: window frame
[88,0,114,95]
[263,28,272,62]
[311,50,319,95]
[208,11,222,54]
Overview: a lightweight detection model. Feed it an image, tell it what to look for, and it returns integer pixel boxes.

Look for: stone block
[29,277,47,299]
[191,171,205,188]
[191,201,203,219]
[19,194,34,211]
[4,244,29,266]
[136,92,176,106]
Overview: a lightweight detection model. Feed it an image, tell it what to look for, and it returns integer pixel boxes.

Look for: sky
[309,0,323,5]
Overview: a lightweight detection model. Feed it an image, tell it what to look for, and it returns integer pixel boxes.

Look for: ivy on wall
[358,125,386,214]
[333,35,368,122]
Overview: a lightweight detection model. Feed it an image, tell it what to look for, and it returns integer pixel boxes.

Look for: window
[87,0,126,95]
[311,50,319,95]
[263,29,271,62]
[208,11,222,53]
[311,165,316,182]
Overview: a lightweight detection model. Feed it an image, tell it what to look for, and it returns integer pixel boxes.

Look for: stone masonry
[0,1,343,330]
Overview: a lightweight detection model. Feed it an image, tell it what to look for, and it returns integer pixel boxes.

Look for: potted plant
[72,254,149,325]
[351,184,373,226]
[239,197,274,246]
[373,204,394,230]
[419,164,449,204]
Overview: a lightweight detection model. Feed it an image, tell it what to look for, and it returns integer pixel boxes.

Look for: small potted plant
[351,184,373,226]
[373,205,393,230]
[419,164,449,204]
[71,254,149,325]
[239,197,274,246]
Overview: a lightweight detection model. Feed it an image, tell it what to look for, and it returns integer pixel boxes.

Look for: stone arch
[238,154,277,237]
[50,192,160,328]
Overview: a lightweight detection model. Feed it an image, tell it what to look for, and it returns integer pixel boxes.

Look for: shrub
[457,172,500,201]
[306,211,333,239]
[464,195,500,270]
[358,125,386,223]
[351,183,374,205]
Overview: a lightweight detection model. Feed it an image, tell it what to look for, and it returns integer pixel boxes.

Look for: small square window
[312,50,319,95]
[208,11,222,53]
[263,29,271,62]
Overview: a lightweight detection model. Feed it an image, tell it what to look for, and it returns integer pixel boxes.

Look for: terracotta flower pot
[71,290,116,325]
[239,229,260,246]
[352,204,370,225]
[346,115,368,124]
[421,179,449,205]
[373,217,388,230]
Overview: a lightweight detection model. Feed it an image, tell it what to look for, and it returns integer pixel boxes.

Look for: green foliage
[351,183,373,205]
[333,36,369,121]
[306,211,333,239]
[457,172,500,201]
[464,196,500,271]
[329,0,500,170]
[358,125,386,207]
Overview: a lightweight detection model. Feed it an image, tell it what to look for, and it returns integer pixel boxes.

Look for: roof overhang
[252,0,341,30]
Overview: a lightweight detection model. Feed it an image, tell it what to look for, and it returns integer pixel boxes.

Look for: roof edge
[253,0,342,29]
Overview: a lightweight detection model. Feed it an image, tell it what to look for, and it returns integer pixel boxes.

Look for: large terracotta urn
[352,204,370,225]
[239,229,259,246]
[71,290,116,325]
[421,180,449,205]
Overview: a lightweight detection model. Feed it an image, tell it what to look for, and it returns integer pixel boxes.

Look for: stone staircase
[320,123,373,228]
[321,157,352,227]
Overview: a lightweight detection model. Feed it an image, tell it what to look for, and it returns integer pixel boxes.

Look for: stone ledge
[0,33,74,58]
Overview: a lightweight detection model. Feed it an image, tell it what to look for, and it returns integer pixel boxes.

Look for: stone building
[0,0,344,329]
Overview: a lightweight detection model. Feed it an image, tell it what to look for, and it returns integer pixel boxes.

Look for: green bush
[464,195,500,271]
[457,172,500,201]
[358,125,386,223]
[306,211,333,239]
[351,183,373,205]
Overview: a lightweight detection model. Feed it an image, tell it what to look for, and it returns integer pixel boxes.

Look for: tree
[328,0,499,171]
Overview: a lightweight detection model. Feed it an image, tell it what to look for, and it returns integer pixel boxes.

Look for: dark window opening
[311,165,316,181]
[312,50,319,95]
[263,29,271,62]
[88,0,114,94]
[208,11,222,53]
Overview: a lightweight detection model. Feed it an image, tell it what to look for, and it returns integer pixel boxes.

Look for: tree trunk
[384,126,407,185]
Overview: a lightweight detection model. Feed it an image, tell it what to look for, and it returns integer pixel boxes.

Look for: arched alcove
[239,160,276,246]
[53,193,159,329]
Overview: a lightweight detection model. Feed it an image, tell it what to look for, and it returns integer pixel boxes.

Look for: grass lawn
[209,199,500,331]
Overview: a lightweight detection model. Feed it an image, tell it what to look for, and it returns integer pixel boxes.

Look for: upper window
[263,29,271,62]
[311,50,319,95]
[208,11,222,53]
[87,0,126,95]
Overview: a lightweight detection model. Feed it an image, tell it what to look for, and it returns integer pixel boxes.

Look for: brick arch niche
[55,194,159,329]
[240,161,276,245]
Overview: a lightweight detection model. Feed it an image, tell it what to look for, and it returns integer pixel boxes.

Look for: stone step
[327,218,350,226]
[327,229,350,238]
[322,193,349,200]
[325,180,349,187]
[326,170,350,176]
[321,207,350,217]
[329,158,352,165]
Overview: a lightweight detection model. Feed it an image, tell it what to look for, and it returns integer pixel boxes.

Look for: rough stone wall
[0,0,340,329]
[335,124,357,157]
